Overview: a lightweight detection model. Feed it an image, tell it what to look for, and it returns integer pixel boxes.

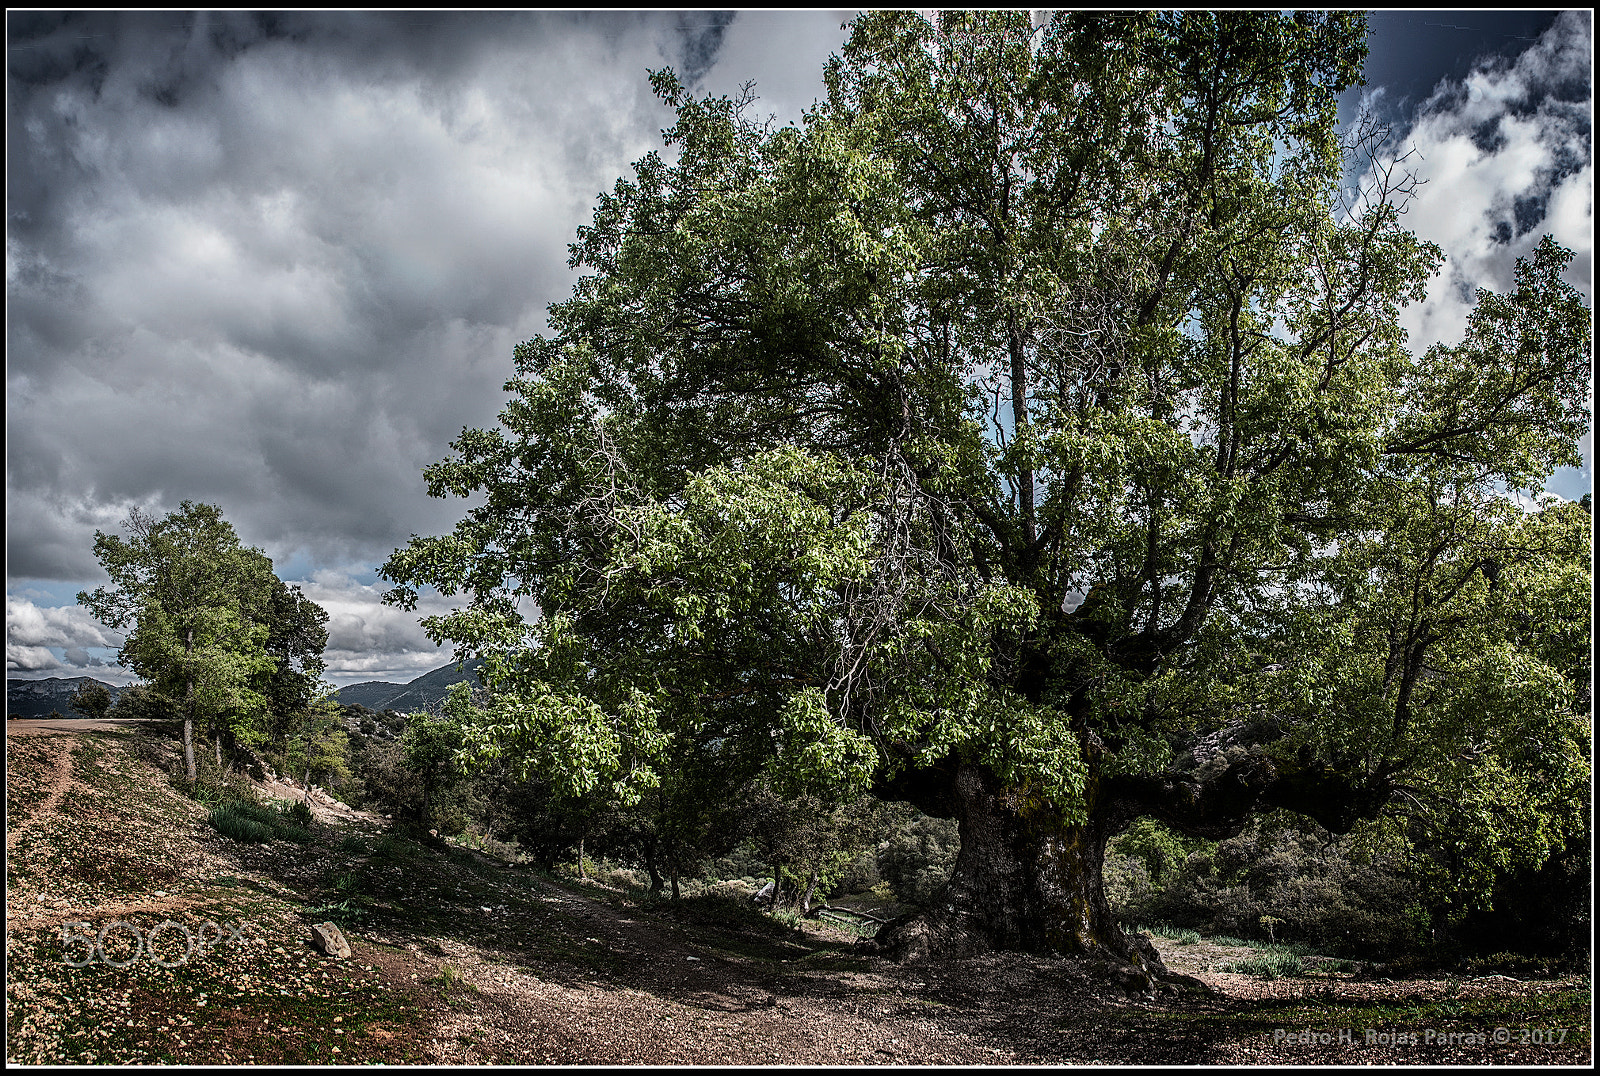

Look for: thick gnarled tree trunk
[873,762,1163,985]
[871,742,1390,988]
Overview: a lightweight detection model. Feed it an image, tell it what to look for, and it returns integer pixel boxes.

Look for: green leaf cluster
[380,11,1590,901]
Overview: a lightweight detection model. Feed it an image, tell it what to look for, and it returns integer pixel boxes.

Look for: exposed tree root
[863,909,1215,998]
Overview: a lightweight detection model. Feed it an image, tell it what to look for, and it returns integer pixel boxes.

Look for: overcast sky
[7,10,1593,689]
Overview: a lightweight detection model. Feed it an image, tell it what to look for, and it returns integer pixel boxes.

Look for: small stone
[310,922,352,959]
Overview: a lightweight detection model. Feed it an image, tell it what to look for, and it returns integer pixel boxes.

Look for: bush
[1111,813,1435,958]
[306,898,368,928]
[370,834,423,864]
[828,848,881,896]
[279,799,314,828]
[208,804,277,843]
[874,806,959,908]
[1460,951,1565,978]
[1222,952,1305,979]
[207,799,313,844]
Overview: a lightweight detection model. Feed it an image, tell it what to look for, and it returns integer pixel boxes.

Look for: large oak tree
[382,11,1591,983]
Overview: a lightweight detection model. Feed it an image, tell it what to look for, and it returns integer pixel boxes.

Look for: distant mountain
[6,676,125,719]
[332,659,484,713]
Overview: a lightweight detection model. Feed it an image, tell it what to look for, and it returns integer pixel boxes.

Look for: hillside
[5,676,124,720]
[5,720,1590,1065]
[332,660,484,713]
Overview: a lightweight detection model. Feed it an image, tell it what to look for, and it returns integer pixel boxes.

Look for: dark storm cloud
[671,10,739,87]
[6,11,694,583]
[1355,11,1566,124]
[5,10,850,683]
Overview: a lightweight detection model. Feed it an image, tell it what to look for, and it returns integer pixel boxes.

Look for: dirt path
[6,717,165,737]
[398,875,991,1065]
[6,894,229,934]
[5,736,77,850]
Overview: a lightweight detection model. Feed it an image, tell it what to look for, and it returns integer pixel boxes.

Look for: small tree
[399,684,469,832]
[68,682,113,722]
[283,698,350,801]
[78,503,284,783]
[745,782,881,913]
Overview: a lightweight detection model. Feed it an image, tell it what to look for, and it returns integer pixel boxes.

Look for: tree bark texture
[872,737,1390,984]
[183,628,197,784]
[873,761,1166,983]
[799,869,820,915]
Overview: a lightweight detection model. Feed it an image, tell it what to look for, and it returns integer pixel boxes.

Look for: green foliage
[378,9,1591,948]
[207,800,313,845]
[1221,952,1305,979]
[306,898,368,928]
[108,683,170,723]
[397,688,470,832]
[874,804,961,908]
[77,502,330,780]
[1110,818,1205,888]
[284,700,351,792]
[208,805,276,844]
[742,782,881,909]
[370,835,424,865]
[1112,815,1433,957]
[68,682,114,722]
[1458,951,1567,979]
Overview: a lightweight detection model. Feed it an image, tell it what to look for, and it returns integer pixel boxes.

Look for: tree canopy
[68,681,114,722]
[382,11,1591,975]
[79,501,330,781]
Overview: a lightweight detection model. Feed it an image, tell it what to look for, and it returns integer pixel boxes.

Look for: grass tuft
[1221,952,1306,979]
[207,800,314,844]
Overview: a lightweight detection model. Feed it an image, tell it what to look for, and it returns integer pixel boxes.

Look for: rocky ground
[5,723,1592,1065]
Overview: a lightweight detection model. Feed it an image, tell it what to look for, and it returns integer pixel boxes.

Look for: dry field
[5,723,1591,1065]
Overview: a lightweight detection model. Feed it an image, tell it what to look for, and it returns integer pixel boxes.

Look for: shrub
[875,807,959,907]
[829,848,881,896]
[307,898,368,927]
[1113,813,1436,958]
[371,834,422,864]
[208,804,277,843]
[1460,951,1564,978]
[207,799,313,844]
[1222,952,1305,979]
[660,888,792,935]
[279,799,314,828]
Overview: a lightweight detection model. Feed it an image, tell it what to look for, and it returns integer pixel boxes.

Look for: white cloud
[7,645,67,674]
[7,596,122,651]
[288,570,498,687]
[5,596,133,681]
[1373,11,1593,352]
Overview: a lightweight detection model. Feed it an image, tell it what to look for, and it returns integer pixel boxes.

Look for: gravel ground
[6,726,1591,1066]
